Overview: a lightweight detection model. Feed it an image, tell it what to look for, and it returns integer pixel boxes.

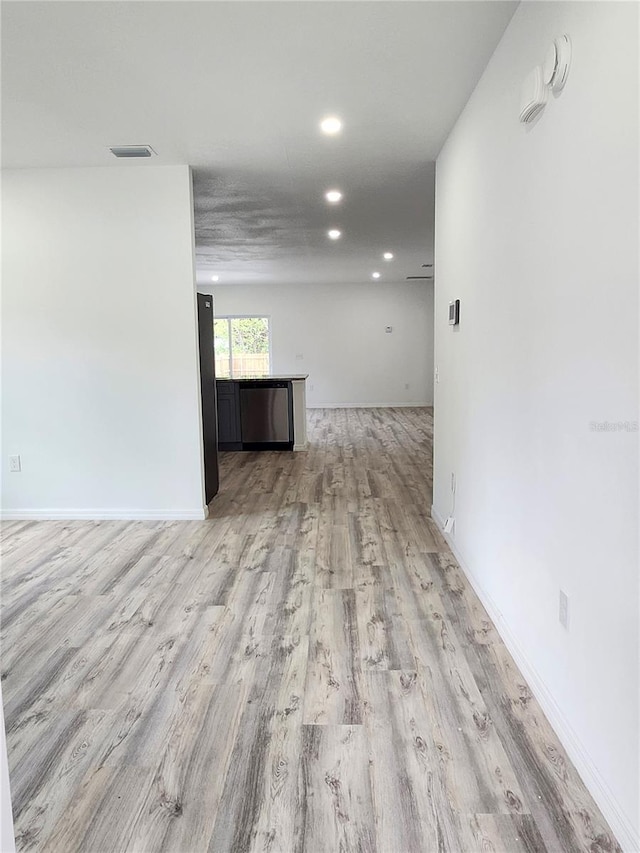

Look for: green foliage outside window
[214,316,270,378]
[231,317,269,354]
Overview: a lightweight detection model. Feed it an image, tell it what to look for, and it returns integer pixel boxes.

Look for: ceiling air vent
[406,275,433,280]
[109,145,156,158]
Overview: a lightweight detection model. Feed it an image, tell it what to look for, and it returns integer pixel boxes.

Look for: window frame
[214,314,272,379]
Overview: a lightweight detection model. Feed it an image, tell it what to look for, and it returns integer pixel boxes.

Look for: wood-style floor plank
[300,724,376,853]
[1,407,621,852]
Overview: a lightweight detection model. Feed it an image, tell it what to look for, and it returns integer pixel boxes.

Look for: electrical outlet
[451,472,456,494]
[9,455,21,472]
[435,366,440,383]
[559,590,569,629]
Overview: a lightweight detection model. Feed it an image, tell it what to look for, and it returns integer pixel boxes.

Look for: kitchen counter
[216,374,309,382]
[216,375,308,451]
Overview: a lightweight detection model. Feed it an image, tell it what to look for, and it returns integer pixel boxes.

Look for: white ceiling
[1,1,517,287]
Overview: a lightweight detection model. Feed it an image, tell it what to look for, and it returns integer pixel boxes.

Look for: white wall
[433,2,638,849]
[1,166,206,519]
[210,282,434,407]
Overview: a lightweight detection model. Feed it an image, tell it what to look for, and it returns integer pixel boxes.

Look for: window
[214,316,271,378]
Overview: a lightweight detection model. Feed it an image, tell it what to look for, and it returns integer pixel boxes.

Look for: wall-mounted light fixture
[519,35,571,124]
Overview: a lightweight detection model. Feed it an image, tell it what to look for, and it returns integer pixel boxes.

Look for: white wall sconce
[519,35,571,124]
[519,66,548,123]
[543,35,571,93]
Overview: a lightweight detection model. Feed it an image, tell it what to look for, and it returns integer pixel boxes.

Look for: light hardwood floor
[1,408,620,852]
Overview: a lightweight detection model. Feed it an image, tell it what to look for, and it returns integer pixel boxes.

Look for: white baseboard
[0,507,208,521]
[307,402,432,409]
[431,506,639,853]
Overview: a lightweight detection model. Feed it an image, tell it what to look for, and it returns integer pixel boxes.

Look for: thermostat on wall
[448,299,460,326]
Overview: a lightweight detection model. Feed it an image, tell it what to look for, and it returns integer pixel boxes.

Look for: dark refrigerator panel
[197,293,219,503]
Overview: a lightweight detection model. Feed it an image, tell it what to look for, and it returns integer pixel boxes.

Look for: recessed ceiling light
[383,252,394,260]
[372,272,381,279]
[328,229,342,240]
[325,190,343,203]
[320,116,342,135]
[211,275,219,282]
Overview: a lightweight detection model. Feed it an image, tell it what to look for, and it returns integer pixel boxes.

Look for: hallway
[1,408,619,852]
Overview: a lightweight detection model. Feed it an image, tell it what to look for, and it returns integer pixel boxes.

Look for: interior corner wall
[433,2,639,848]
[211,281,434,408]
[1,165,206,519]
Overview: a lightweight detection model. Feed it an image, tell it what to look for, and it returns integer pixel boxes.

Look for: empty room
[1,2,638,852]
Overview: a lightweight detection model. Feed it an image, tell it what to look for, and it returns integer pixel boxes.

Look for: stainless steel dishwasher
[239,381,293,449]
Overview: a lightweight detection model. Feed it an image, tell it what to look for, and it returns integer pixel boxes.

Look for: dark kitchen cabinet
[216,381,242,449]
